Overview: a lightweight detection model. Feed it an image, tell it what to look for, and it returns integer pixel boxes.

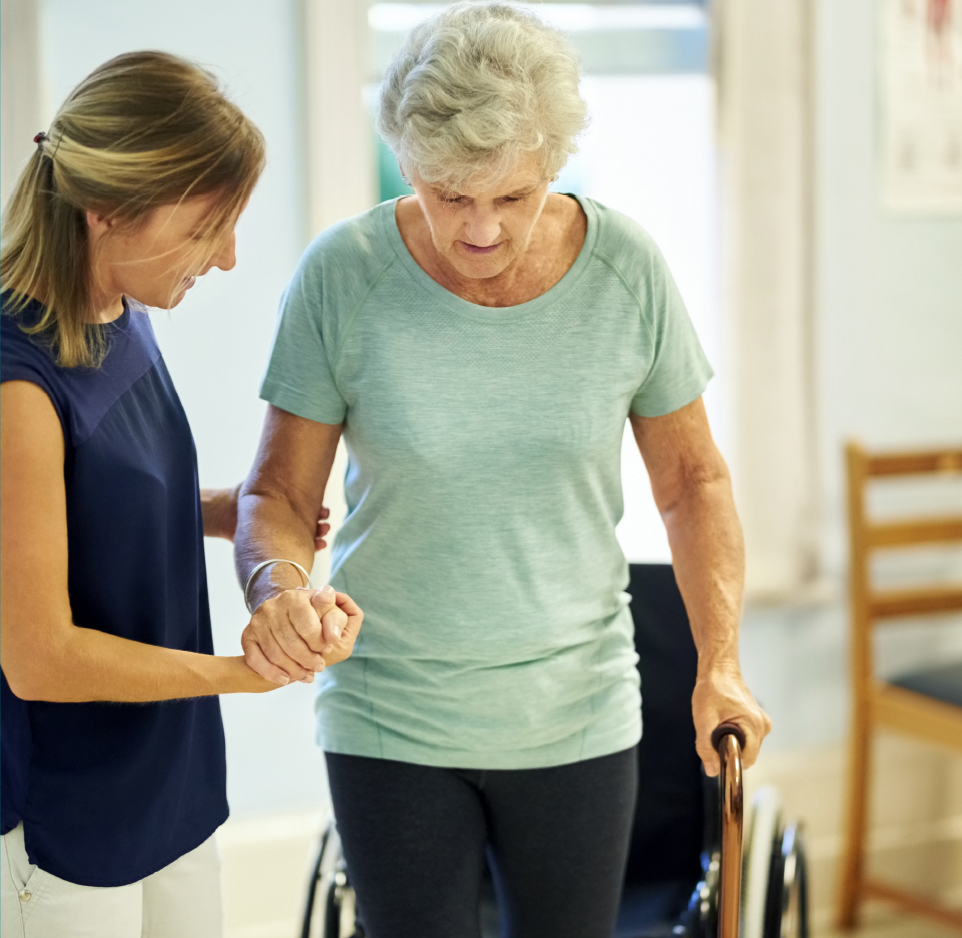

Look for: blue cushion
[613,880,695,938]
[890,662,962,709]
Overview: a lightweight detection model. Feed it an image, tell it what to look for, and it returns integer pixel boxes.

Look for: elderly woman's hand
[241,585,360,685]
[319,591,364,666]
[691,662,771,777]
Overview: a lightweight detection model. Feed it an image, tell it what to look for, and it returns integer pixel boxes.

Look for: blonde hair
[0,51,265,368]
[377,1,587,189]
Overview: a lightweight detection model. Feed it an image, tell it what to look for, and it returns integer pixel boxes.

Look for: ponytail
[0,51,265,367]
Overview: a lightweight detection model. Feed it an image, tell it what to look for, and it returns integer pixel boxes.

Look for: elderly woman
[236,3,770,936]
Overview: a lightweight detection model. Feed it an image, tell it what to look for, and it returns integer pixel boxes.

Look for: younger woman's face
[88,193,244,317]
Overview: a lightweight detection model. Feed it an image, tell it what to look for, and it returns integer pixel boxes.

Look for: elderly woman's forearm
[234,488,316,596]
[660,477,745,670]
[234,410,343,611]
[234,487,320,610]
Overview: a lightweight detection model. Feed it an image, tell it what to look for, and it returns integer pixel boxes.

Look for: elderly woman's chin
[449,240,514,279]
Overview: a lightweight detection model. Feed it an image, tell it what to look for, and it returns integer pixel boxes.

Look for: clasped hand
[242,585,363,686]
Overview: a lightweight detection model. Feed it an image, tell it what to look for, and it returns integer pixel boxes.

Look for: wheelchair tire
[302,820,366,938]
[323,876,341,938]
[763,823,808,938]
[742,787,782,938]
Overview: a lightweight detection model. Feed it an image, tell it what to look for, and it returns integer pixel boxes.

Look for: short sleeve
[259,244,348,425]
[629,243,714,418]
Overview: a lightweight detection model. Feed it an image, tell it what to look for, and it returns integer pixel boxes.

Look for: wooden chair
[837,442,962,931]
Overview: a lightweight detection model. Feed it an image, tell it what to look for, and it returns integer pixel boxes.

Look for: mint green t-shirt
[260,196,712,769]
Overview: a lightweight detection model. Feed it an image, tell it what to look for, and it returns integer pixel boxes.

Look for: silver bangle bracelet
[244,558,312,614]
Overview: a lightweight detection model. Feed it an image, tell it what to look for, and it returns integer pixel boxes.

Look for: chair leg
[837,707,872,930]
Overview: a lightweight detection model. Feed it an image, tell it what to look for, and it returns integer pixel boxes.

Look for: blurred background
[1,1,960,936]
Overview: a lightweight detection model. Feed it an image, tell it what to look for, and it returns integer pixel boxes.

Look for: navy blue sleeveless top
[0,296,228,887]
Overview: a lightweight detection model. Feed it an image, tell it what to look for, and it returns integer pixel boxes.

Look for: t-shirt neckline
[382,193,598,321]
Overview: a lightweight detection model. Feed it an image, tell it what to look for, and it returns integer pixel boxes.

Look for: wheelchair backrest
[624,564,707,886]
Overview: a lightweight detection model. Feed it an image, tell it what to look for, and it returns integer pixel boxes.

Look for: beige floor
[817,903,961,938]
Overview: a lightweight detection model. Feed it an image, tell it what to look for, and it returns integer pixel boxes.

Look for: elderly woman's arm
[630,396,771,776]
[234,405,362,686]
[201,483,332,549]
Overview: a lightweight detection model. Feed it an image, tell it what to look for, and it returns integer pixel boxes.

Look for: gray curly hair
[377,1,588,188]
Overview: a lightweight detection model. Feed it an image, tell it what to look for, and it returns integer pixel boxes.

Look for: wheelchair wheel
[764,823,808,938]
[742,787,782,938]
[301,819,365,938]
[740,787,809,938]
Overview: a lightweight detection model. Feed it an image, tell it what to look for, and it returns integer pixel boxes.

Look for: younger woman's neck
[87,282,126,323]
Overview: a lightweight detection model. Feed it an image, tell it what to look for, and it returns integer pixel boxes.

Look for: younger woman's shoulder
[1,296,69,433]
[1,296,57,378]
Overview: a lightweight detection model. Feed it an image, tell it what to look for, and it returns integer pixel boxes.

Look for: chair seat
[613,880,695,938]
[890,661,962,709]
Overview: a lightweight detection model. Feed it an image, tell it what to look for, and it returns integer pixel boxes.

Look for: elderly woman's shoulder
[299,201,395,278]
[584,198,663,270]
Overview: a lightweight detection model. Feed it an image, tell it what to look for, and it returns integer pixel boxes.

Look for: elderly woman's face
[408,156,552,280]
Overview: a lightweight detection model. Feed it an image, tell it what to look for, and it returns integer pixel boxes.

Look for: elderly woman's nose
[462,207,502,246]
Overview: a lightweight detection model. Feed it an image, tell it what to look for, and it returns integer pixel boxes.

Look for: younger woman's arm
[0,381,326,702]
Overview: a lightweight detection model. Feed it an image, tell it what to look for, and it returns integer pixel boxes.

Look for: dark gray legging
[324,747,638,938]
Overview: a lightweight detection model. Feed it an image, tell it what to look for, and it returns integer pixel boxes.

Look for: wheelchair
[300,564,809,938]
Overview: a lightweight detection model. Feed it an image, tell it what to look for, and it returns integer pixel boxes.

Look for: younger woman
[0,51,361,937]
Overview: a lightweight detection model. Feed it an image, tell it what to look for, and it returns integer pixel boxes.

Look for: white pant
[1,823,222,938]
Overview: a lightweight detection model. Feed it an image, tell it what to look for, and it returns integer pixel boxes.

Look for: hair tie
[33,131,47,148]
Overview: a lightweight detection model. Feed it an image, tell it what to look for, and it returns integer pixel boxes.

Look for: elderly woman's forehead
[434,159,548,197]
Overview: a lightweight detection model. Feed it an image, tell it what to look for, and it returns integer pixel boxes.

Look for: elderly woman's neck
[396,193,586,309]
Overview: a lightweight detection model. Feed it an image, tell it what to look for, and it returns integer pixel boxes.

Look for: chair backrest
[623,564,706,886]
[846,442,962,678]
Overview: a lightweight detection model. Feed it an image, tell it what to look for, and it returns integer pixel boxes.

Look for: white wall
[42,0,333,818]
[1,0,41,208]
[815,0,962,574]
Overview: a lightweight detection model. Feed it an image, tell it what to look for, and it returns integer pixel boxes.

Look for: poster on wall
[881,0,962,213]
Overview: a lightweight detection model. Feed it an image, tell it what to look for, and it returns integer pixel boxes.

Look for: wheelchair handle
[713,722,744,938]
